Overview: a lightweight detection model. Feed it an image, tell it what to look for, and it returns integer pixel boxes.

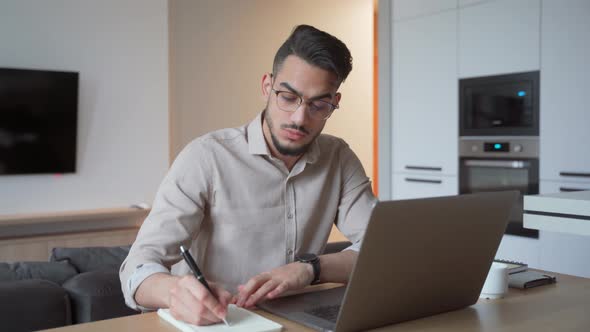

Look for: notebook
[494,258,528,274]
[259,191,519,332]
[157,304,282,332]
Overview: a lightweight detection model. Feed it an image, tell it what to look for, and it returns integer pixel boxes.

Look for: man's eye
[280,94,298,103]
[311,101,330,112]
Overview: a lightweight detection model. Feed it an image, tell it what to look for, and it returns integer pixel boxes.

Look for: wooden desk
[42,271,590,332]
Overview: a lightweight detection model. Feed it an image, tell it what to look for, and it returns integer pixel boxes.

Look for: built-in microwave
[459,71,540,136]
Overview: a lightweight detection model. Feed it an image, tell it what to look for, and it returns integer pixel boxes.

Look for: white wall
[169,0,374,181]
[0,0,169,214]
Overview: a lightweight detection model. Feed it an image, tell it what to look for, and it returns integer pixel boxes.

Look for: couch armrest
[323,241,353,255]
[62,270,138,324]
[0,279,71,331]
[0,261,77,285]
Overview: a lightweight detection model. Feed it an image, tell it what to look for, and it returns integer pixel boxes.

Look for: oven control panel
[460,137,538,158]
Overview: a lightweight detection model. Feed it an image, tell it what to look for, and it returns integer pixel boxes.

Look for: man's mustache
[280,124,310,135]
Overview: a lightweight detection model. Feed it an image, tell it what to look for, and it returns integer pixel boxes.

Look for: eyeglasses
[271,88,338,120]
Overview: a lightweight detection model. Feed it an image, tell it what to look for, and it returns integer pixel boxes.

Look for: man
[119,24,376,326]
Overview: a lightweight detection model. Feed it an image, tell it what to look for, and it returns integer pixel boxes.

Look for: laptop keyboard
[304,304,341,323]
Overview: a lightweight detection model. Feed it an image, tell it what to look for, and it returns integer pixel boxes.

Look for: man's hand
[168,275,233,326]
[235,262,314,308]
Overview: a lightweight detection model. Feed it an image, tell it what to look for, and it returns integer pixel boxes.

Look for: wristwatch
[296,253,321,285]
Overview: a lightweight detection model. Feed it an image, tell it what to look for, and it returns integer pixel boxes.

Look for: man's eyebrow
[279,82,333,100]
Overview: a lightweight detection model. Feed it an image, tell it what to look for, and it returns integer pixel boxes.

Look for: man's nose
[289,102,311,126]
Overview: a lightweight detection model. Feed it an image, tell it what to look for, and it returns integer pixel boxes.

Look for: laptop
[259,191,518,332]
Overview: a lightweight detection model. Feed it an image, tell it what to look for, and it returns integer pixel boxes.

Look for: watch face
[298,253,317,262]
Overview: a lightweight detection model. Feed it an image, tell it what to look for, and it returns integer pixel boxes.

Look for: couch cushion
[0,261,77,285]
[0,279,71,331]
[50,245,131,273]
[63,270,138,323]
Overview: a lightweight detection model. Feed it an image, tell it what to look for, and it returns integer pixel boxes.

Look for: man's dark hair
[272,25,353,84]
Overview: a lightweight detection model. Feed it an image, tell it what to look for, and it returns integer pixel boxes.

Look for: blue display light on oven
[517,90,526,97]
[484,142,510,152]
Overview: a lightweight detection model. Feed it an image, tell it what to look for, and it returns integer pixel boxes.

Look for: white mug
[480,262,509,299]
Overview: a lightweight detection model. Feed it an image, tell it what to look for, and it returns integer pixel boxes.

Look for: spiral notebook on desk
[157,305,282,332]
[494,258,528,274]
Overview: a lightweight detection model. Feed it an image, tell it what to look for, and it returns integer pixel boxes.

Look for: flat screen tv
[0,67,78,175]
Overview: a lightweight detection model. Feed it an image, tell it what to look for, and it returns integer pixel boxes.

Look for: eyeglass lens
[276,91,333,119]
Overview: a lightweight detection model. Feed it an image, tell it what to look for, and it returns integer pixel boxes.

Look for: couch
[0,241,352,332]
[0,246,137,332]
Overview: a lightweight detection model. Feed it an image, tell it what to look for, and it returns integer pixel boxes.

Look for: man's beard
[264,108,319,157]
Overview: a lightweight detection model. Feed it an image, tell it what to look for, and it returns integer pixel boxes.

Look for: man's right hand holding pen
[168,274,233,326]
[169,245,233,326]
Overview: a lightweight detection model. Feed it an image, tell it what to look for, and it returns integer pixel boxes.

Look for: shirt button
[287,249,293,255]
[287,213,293,219]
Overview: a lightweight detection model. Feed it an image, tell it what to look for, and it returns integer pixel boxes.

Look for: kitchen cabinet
[540,180,590,195]
[496,181,590,277]
[458,0,540,78]
[538,230,590,278]
[393,0,456,21]
[392,173,458,200]
[539,0,590,184]
[525,190,590,236]
[392,10,458,179]
[535,181,590,277]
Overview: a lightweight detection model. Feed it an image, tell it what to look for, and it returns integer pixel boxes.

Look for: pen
[180,245,230,326]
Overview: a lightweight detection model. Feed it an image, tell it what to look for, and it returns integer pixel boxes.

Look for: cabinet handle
[405,165,442,171]
[559,172,590,178]
[404,178,442,184]
[560,187,589,192]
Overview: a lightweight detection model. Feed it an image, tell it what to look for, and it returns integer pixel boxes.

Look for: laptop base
[258,286,346,332]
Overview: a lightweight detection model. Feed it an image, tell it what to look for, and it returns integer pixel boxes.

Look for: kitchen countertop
[523,190,590,236]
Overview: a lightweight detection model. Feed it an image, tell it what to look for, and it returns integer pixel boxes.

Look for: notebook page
[157,304,282,332]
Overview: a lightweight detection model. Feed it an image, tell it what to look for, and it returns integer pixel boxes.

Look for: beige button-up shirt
[120,112,376,310]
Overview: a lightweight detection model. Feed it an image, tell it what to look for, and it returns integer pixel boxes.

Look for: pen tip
[180,245,186,253]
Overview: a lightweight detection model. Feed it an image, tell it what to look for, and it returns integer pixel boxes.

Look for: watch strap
[310,257,320,285]
[297,253,321,285]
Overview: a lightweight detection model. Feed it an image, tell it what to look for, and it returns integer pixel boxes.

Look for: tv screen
[0,68,78,175]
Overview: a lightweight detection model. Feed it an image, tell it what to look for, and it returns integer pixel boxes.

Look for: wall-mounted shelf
[0,207,150,239]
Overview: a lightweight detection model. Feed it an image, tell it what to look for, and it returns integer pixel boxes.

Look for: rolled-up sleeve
[119,139,212,309]
[342,240,363,253]
[335,143,378,250]
[123,263,169,311]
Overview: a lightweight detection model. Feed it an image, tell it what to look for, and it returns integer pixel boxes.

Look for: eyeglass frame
[270,85,339,121]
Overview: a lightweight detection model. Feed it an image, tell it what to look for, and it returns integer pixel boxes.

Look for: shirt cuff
[342,240,362,252]
[125,262,170,312]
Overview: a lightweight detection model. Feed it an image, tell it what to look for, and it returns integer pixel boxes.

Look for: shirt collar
[302,138,320,164]
[247,111,321,164]
[247,112,270,156]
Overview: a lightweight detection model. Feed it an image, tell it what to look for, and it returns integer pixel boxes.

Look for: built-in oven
[459,137,539,238]
[460,71,539,136]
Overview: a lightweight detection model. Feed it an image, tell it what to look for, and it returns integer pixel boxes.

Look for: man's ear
[261,73,273,101]
[334,92,342,106]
